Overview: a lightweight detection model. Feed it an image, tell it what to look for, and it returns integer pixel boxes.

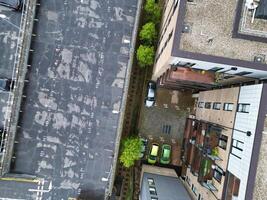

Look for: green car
[148,143,159,164]
[160,144,171,164]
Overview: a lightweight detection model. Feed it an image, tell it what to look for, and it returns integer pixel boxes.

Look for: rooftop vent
[254,54,266,63]
[182,24,191,33]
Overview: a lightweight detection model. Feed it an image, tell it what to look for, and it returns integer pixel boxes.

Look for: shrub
[136,45,155,67]
[144,0,162,24]
[120,137,142,168]
[139,22,157,45]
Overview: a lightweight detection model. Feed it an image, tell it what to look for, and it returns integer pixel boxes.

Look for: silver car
[145,81,156,107]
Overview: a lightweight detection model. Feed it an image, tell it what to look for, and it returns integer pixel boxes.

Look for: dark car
[0,0,22,10]
[0,78,12,91]
[145,81,156,107]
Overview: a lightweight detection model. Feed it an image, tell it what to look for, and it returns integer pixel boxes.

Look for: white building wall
[170,57,267,79]
[227,84,263,200]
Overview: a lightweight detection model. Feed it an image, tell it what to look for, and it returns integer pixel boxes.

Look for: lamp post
[0,14,20,30]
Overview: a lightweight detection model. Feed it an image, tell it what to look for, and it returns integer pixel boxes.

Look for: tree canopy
[120,137,141,168]
[139,22,157,45]
[136,45,155,68]
[144,0,162,24]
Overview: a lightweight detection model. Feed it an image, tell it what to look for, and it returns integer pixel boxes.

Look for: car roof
[151,144,159,156]
[163,148,170,158]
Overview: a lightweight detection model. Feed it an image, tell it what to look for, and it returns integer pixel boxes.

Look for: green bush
[120,137,141,168]
[136,45,155,67]
[139,22,157,45]
[144,0,162,24]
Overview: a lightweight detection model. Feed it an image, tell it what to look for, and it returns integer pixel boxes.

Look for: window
[191,184,197,196]
[213,102,221,110]
[209,67,224,72]
[223,103,234,111]
[149,186,157,195]
[198,102,204,108]
[147,178,155,186]
[205,102,211,109]
[213,166,224,183]
[231,139,244,159]
[234,71,252,76]
[237,104,250,113]
[219,134,228,150]
[232,139,244,151]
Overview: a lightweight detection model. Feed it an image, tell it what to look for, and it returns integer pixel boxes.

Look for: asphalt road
[8,0,137,199]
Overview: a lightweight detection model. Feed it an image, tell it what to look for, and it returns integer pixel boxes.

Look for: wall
[227,84,263,200]
[152,0,180,80]
[196,87,240,128]
[170,57,267,79]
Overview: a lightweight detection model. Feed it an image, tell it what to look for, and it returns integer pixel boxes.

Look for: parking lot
[0,0,138,199]
[139,88,195,166]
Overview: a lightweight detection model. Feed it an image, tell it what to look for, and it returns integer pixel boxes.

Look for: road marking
[0,177,39,183]
[0,198,25,200]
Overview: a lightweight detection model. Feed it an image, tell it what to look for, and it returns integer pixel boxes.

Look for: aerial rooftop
[178,0,267,63]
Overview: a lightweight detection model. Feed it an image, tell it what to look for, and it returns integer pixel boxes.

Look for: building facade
[181,84,267,200]
[153,0,267,90]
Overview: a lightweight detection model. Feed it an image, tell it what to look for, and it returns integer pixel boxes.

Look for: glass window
[149,186,157,195]
[213,102,221,110]
[198,102,204,108]
[205,102,211,109]
[237,104,250,113]
[147,178,155,186]
[219,135,228,150]
[209,67,224,72]
[234,71,252,76]
[213,166,224,183]
[223,103,234,111]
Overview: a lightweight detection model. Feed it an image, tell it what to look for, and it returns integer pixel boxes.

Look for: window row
[198,102,250,113]
[147,178,158,200]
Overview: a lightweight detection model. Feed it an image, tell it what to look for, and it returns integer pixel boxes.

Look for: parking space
[139,88,195,166]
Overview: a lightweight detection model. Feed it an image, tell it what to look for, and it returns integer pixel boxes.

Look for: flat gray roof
[140,172,192,200]
[175,0,267,64]
[2,0,138,199]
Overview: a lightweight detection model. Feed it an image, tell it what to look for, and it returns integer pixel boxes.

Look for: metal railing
[0,0,37,175]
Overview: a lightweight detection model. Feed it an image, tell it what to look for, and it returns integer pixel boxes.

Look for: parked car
[0,78,12,91]
[160,144,171,164]
[148,143,159,164]
[0,0,22,10]
[144,81,156,108]
[139,137,148,159]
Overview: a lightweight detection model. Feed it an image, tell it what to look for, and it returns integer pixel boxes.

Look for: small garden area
[136,0,162,68]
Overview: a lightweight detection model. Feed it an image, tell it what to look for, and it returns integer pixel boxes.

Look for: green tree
[139,22,157,45]
[144,0,162,23]
[136,45,155,67]
[120,137,141,168]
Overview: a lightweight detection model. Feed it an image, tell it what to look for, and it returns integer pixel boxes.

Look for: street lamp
[0,14,20,30]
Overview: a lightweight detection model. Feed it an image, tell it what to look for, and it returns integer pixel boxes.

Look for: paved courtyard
[139,88,194,144]
[5,0,138,199]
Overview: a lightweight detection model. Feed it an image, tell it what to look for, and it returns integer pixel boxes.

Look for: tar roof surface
[6,0,137,199]
[177,0,267,63]
[0,6,21,79]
